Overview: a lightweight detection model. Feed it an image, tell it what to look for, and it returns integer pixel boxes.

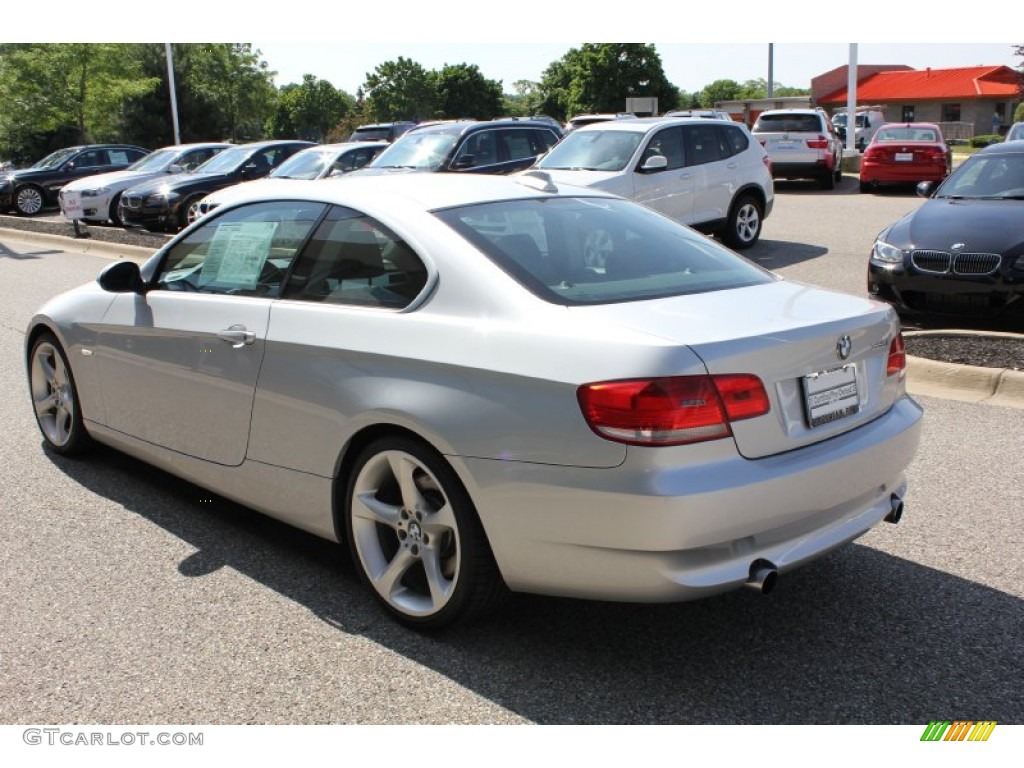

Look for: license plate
[62,191,83,219]
[803,365,859,428]
[776,140,796,149]
[895,152,914,162]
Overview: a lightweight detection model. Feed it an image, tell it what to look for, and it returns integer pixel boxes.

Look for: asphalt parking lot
[0,178,1021,728]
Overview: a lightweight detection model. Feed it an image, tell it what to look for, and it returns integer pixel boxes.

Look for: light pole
[165,43,181,145]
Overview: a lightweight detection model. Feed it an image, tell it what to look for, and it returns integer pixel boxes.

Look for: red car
[859,123,952,193]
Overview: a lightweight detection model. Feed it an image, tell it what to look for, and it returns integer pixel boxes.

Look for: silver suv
[533,116,774,249]
[752,108,844,190]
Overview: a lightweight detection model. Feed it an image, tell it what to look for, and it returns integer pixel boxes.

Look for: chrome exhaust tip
[745,559,778,595]
[885,494,904,524]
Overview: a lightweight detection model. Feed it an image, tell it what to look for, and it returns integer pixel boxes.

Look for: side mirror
[916,181,936,198]
[452,155,475,169]
[640,155,668,173]
[98,260,147,294]
[167,164,185,174]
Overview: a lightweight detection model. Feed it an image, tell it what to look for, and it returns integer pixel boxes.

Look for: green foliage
[538,44,679,120]
[433,63,503,120]
[364,57,438,122]
[266,75,353,142]
[0,43,159,161]
[1014,102,1024,122]
[699,79,741,107]
[188,44,277,141]
[969,134,1004,147]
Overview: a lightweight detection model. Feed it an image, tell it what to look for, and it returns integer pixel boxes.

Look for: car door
[631,126,695,223]
[93,200,326,466]
[683,123,733,226]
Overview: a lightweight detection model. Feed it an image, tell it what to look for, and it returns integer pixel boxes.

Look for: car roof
[295,141,388,153]
[568,116,744,135]
[203,171,616,215]
[407,119,557,136]
[977,141,1024,156]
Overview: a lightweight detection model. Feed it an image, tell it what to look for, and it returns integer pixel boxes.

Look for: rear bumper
[459,396,923,601]
[770,160,831,179]
[860,161,948,185]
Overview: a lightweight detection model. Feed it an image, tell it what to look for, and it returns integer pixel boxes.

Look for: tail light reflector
[806,135,829,149]
[887,333,907,377]
[577,375,770,446]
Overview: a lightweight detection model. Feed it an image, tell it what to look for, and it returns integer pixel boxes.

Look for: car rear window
[753,114,822,133]
[434,197,773,306]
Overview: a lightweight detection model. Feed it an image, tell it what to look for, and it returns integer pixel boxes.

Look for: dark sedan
[0,144,149,215]
[868,142,1024,318]
[118,140,313,232]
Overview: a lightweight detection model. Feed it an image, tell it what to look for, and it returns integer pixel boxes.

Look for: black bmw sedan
[868,141,1024,318]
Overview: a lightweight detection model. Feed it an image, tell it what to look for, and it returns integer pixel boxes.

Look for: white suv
[532,117,774,249]
[752,109,844,189]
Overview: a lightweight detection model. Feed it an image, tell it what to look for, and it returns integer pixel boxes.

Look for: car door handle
[217,326,256,348]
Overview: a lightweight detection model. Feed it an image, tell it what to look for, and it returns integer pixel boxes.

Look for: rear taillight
[577,375,770,447]
[887,333,907,377]
[806,135,829,149]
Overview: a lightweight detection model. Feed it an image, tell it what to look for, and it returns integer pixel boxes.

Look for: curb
[904,330,1024,409]
[1,226,158,263]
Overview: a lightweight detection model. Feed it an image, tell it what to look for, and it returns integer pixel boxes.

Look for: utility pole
[846,44,858,153]
[767,44,774,98]
[165,43,181,145]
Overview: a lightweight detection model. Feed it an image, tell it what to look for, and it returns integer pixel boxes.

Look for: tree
[699,79,741,107]
[538,44,679,121]
[363,57,437,122]
[189,44,278,142]
[0,43,159,161]
[432,63,503,120]
[267,75,353,141]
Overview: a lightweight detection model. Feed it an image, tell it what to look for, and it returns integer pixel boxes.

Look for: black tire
[834,162,843,183]
[343,436,506,630]
[14,184,46,216]
[723,194,763,250]
[818,170,835,190]
[28,332,93,456]
[859,181,872,194]
[108,192,124,227]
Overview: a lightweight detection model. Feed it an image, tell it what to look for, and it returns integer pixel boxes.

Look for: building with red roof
[817,65,1021,139]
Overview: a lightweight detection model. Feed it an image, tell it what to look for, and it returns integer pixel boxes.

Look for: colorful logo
[921,721,997,742]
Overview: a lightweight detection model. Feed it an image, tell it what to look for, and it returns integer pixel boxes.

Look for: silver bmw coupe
[26,172,923,629]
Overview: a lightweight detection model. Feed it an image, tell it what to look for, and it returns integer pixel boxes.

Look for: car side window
[284,206,428,309]
[154,201,327,297]
[75,150,106,168]
[721,125,749,156]
[502,130,539,162]
[683,124,725,166]
[180,148,218,170]
[454,131,498,168]
[108,150,134,165]
[640,128,684,170]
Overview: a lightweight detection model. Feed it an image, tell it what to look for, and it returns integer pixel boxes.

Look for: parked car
[0,144,149,216]
[25,172,922,629]
[832,108,887,150]
[1004,122,1024,142]
[118,140,313,232]
[532,116,774,249]
[752,108,843,189]
[354,119,561,176]
[348,122,417,142]
[564,113,638,133]
[58,142,231,226]
[859,123,951,193]
[868,141,1024,317]
[192,141,388,219]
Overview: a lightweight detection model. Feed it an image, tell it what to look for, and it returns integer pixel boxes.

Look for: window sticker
[200,221,278,289]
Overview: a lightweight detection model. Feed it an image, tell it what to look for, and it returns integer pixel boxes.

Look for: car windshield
[535,131,643,172]
[1006,124,1024,142]
[31,148,79,169]
[192,146,251,174]
[875,127,939,142]
[270,150,331,179]
[370,131,459,170]
[126,148,179,172]
[435,196,774,306]
[934,153,1024,199]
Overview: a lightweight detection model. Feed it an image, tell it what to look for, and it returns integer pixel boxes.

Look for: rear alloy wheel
[185,198,204,227]
[29,333,93,456]
[723,194,762,250]
[15,185,45,216]
[344,437,505,629]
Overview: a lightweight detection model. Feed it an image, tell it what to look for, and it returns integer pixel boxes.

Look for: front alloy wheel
[344,437,504,629]
[29,334,92,455]
[15,185,45,215]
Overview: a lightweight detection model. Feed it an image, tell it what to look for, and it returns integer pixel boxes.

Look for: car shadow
[900,310,1024,334]
[745,238,829,269]
[45,441,1024,724]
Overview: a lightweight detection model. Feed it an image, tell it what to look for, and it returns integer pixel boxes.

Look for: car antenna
[517,170,558,193]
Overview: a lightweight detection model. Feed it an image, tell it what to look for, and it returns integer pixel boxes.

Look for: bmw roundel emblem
[836,335,852,361]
